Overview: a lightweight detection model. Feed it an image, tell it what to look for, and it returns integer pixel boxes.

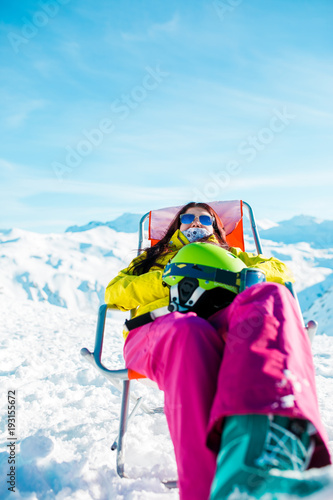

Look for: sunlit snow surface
[1,298,178,499]
[1,221,333,498]
[1,296,332,499]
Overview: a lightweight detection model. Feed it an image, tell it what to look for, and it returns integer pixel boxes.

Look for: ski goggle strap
[163,262,266,293]
[239,267,267,292]
[180,214,215,226]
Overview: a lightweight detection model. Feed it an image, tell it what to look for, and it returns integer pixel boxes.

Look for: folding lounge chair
[80,200,318,481]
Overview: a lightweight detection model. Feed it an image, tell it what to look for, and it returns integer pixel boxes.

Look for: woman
[105,202,331,500]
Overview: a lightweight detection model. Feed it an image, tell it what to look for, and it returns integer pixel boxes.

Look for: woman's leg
[207,282,331,466]
[207,282,331,498]
[123,311,225,500]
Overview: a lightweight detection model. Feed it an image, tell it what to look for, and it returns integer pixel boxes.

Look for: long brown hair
[131,202,230,274]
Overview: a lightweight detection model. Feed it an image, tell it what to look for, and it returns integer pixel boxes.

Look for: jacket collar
[168,229,219,250]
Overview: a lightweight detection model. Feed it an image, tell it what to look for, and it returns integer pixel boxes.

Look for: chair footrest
[162,480,178,489]
[149,406,164,414]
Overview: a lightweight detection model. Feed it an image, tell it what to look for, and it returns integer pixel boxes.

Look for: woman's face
[179,207,214,234]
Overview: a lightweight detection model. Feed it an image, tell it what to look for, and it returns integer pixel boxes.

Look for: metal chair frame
[80,201,318,480]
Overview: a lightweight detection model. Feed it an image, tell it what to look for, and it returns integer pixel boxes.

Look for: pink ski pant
[123,282,331,500]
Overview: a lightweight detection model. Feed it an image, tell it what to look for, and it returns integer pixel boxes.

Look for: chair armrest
[285,282,317,344]
[80,303,129,381]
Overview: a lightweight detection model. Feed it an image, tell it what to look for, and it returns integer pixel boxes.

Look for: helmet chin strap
[168,278,236,318]
[168,278,206,312]
[182,227,212,242]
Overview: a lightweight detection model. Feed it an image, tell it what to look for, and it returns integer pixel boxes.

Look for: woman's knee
[169,312,212,337]
[235,281,293,308]
[168,313,219,353]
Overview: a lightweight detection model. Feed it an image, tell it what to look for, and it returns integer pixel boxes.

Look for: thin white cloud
[0,163,191,201]
[190,170,333,193]
[0,158,16,171]
[36,180,191,202]
[148,12,180,36]
[5,99,47,129]
[121,12,179,42]
[228,172,333,190]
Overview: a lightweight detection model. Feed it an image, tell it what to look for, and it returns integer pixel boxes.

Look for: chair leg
[114,380,179,487]
[116,380,131,478]
[111,396,144,450]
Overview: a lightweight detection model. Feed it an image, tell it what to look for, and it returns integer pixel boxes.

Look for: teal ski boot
[210,414,325,499]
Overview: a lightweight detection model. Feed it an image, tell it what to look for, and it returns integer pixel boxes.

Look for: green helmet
[163,242,247,294]
[162,242,266,318]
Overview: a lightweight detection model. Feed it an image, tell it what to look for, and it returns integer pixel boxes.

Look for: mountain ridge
[259,215,333,248]
[65,213,143,234]
[64,213,333,249]
[1,215,332,335]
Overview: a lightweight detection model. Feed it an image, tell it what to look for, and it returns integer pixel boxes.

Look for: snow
[1,296,332,499]
[0,227,139,314]
[1,215,333,498]
[256,219,279,230]
[1,222,333,335]
[258,215,333,249]
[0,297,178,499]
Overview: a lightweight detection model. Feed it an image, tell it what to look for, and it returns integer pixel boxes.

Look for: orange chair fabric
[148,200,245,251]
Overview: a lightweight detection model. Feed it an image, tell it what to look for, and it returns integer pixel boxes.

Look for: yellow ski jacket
[105,230,294,334]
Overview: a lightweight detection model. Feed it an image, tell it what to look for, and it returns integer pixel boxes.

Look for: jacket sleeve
[229,247,295,285]
[104,256,169,311]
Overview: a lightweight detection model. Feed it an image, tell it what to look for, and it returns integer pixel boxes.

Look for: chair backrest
[146,200,245,250]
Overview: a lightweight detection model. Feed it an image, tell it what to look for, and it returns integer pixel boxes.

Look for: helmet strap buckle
[169,278,204,312]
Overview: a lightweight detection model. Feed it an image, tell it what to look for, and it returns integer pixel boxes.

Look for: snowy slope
[0,296,332,500]
[247,238,333,335]
[0,226,138,314]
[244,215,333,336]
[0,297,177,500]
[259,216,333,249]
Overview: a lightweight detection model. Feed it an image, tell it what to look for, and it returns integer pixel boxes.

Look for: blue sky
[1,0,333,232]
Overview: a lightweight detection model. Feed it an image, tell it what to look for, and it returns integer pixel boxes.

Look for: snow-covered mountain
[65,212,143,234]
[0,225,138,314]
[245,215,333,335]
[1,213,332,333]
[259,215,333,249]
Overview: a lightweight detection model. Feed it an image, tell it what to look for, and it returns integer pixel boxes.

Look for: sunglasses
[180,213,215,226]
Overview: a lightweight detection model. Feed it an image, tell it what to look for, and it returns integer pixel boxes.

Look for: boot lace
[255,417,315,472]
